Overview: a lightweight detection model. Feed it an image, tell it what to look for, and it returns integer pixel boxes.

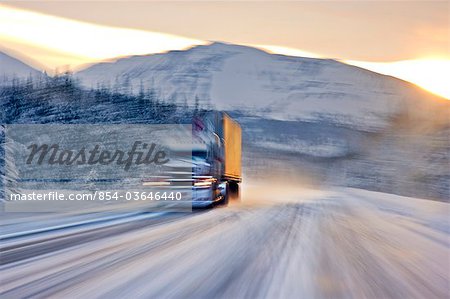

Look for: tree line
[0,73,206,124]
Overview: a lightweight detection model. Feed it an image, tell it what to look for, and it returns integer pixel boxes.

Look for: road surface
[1,186,449,299]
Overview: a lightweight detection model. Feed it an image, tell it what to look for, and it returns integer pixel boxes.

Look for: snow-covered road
[1,187,449,299]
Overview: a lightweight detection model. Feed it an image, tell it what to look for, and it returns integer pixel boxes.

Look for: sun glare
[345,59,450,99]
[0,4,204,70]
[255,45,322,59]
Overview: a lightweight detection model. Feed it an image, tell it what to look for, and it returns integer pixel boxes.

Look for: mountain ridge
[74,42,448,131]
[0,51,43,79]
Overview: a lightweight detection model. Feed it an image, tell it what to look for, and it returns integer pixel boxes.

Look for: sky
[0,1,449,99]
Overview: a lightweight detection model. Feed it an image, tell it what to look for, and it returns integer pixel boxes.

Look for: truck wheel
[229,182,240,202]
[217,182,229,206]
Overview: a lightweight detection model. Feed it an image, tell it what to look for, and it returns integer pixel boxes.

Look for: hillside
[0,51,42,80]
[75,42,449,131]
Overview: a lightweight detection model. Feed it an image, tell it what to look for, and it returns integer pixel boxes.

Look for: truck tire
[217,182,229,206]
[229,182,240,202]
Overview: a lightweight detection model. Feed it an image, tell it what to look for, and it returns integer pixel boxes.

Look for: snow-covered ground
[1,186,448,298]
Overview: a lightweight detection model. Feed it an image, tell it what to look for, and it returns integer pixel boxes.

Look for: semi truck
[190,112,242,207]
[144,111,242,207]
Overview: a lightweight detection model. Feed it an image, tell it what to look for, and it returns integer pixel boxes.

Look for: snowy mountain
[75,42,448,131]
[0,51,42,80]
[1,43,448,200]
